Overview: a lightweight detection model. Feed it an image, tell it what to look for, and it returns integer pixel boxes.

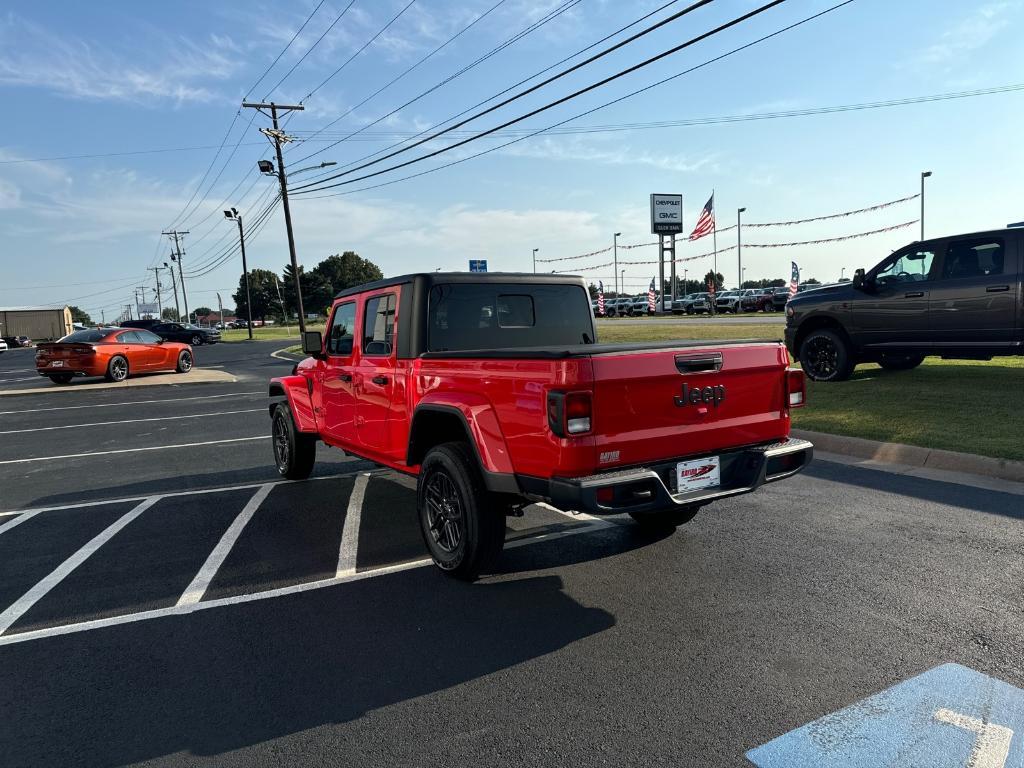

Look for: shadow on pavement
[806,460,1023,520]
[0,569,615,766]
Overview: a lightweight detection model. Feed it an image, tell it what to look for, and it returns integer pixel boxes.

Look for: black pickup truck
[786,227,1023,380]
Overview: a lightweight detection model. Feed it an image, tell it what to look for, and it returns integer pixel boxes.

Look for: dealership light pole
[621,269,625,294]
[736,207,746,290]
[224,207,254,340]
[163,262,181,320]
[920,171,932,241]
[613,232,621,295]
[532,248,539,274]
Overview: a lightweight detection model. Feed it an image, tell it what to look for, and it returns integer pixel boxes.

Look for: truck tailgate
[589,343,790,468]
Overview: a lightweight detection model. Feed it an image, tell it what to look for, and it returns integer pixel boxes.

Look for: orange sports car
[35,327,193,385]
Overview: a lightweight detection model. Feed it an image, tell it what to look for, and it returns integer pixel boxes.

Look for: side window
[117,331,139,343]
[873,248,936,285]
[326,302,356,356]
[362,293,396,357]
[136,330,161,343]
[941,239,1004,279]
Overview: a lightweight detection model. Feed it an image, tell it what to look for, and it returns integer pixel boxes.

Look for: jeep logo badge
[674,383,726,408]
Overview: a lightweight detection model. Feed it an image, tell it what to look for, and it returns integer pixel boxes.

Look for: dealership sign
[650,193,683,234]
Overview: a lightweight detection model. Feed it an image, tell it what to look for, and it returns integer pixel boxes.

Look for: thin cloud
[904,1,1018,70]
[503,136,721,174]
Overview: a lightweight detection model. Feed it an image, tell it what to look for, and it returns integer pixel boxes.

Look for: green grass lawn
[221,324,323,342]
[596,321,783,343]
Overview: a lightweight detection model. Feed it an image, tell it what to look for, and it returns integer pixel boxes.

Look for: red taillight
[547,391,593,437]
[786,367,806,408]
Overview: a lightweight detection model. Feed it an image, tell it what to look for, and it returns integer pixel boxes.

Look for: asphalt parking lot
[1,341,1022,767]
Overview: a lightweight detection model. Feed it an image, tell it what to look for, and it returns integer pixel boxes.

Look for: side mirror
[852,268,866,290]
[302,331,324,358]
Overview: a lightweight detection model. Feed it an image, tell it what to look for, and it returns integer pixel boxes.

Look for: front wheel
[799,328,855,382]
[190,334,203,346]
[272,403,316,480]
[629,505,703,532]
[417,442,505,581]
[176,349,193,373]
[878,353,925,371]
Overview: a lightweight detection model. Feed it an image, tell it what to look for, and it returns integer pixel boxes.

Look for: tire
[176,349,193,373]
[190,334,203,346]
[106,355,129,383]
[272,403,316,480]
[48,373,73,385]
[417,442,506,581]
[629,505,703,532]
[685,307,694,315]
[799,328,855,382]
[878,353,925,371]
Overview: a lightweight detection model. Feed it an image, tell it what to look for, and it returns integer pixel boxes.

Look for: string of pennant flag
[536,192,920,264]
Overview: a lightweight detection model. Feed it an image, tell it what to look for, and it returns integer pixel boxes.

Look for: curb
[791,429,1024,484]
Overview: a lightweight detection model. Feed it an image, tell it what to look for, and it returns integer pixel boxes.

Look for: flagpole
[712,190,718,315]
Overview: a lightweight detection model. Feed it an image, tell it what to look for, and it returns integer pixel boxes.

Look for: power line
[290,0,725,192]
[289,0,580,168]
[262,0,358,101]
[244,0,328,101]
[296,0,855,201]
[184,188,279,275]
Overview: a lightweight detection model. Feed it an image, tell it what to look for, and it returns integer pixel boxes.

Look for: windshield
[427,282,594,351]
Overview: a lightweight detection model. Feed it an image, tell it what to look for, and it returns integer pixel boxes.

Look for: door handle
[371,375,389,385]
[904,291,925,298]
[986,285,1010,293]
[339,373,352,382]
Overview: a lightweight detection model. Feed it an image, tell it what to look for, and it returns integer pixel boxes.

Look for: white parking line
[336,473,370,577]
[0,510,42,537]
[0,515,610,646]
[177,484,275,606]
[0,408,265,435]
[0,376,38,383]
[0,390,263,416]
[0,497,160,636]
[0,436,269,465]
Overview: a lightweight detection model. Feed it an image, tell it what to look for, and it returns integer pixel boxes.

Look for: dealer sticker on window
[676,456,720,492]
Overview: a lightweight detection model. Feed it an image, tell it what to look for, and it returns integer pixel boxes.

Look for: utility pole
[736,208,746,289]
[920,171,932,241]
[613,232,621,296]
[163,230,190,322]
[532,248,539,274]
[163,261,181,321]
[242,101,307,333]
[149,267,163,316]
[225,208,254,340]
[101,310,106,325]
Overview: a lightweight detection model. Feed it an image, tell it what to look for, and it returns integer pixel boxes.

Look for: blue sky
[1,0,1022,318]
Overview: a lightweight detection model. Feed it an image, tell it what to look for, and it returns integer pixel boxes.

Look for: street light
[737,207,747,289]
[613,232,622,295]
[840,267,846,281]
[621,269,625,295]
[920,171,932,241]
[224,207,254,340]
[532,248,539,273]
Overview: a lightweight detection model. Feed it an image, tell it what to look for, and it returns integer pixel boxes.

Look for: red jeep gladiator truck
[269,273,812,580]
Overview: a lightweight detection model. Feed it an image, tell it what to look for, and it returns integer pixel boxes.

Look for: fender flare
[408,393,514,477]
[269,375,318,434]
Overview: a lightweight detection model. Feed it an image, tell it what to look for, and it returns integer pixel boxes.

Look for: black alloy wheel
[176,349,193,373]
[107,355,129,383]
[191,334,203,346]
[272,403,316,480]
[799,329,854,382]
[425,472,464,555]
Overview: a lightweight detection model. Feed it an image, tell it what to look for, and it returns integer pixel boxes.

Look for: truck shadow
[1,571,616,766]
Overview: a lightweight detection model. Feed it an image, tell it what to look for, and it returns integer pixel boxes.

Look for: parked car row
[591,296,660,317]
[591,288,800,317]
[0,335,33,348]
[121,319,221,345]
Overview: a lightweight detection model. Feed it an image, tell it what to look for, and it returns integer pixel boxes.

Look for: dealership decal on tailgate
[676,456,721,492]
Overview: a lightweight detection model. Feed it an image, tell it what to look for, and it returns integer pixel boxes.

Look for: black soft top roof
[333,271,587,300]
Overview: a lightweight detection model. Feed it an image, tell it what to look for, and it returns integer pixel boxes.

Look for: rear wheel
[272,403,316,480]
[629,505,703,532]
[48,373,73,385]
[176,349,193,373]
[878,353,925,371]
[106,355,129,382]
[417,442,505,581]
[799,328,855,382]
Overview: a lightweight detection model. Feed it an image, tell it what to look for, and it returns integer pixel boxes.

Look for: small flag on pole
[788,262,800,300]
[689,193,715,241]
[597,280,605,316]
[647,277,656,313]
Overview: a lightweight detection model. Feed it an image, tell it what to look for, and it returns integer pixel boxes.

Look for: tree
[68,306,91,325]
[161,307,180,321]
[193,306,213,317]
[804,277,821,285]
[703,271,725,292]
[233,268,280,322]
[312,251,384,295]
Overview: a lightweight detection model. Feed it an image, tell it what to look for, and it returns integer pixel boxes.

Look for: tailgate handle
[675,353,723,374]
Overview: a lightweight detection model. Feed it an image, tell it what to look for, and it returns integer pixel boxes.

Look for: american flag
[597,281,605,315]
[689,193,715,241]
[647,277,656,313]
[788,262,800,300]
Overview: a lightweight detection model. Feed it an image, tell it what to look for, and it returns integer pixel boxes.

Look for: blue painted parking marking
[747,664,1023,767]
